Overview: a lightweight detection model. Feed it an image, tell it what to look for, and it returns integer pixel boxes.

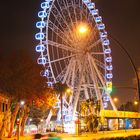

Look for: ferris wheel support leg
[72,58,86,121]
[87,53,104,110]
[45,110,52,127]
[72,85,82,121]
[84,87,89,100]
[62,58,73,84]
[109,94,117,111]
[89,54,117,110]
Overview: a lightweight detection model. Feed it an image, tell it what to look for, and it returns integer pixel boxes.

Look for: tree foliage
[80,99,101,132]
[32,88,57,109]
[0,48,58,136]
[53,82,69,94]
[0,48,46,102]
[118,101,138,112]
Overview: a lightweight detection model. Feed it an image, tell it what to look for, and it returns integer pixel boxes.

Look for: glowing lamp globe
[79,26,87,33]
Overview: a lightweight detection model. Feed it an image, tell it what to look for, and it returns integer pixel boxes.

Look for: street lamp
[113,98,118,109]
[29,118,32,122]
[134,101,138,106]
[20,101,25,106]
[77,23,88,35]
[79,26,87,34]
[66,88,71,94]
[114,98,118,103]
[109,34,140,101]
[17,100,25,140]
[134,101,139,112]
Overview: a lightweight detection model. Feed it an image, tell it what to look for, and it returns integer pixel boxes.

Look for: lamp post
[20,101,25,106]
[134,100,139,112]
[113,98,118,103]
[28,118,32,134]
[134,101,138,106]
[113,98,127,130]
[109,34,140,101]
[113,98,118,109]
[113,98,121,130]
[17,100,25,140]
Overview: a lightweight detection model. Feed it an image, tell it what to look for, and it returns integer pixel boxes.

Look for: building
[0,94,9,125]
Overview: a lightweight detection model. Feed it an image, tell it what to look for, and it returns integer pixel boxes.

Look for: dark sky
[0,0,140,105]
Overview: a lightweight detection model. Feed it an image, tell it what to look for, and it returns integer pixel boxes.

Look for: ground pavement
[2,129,140,140]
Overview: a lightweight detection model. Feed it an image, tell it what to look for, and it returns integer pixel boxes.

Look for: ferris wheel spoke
[94,58,105,70]
[82,1,89,22]
[48,20,73,45]
[62,1,75,28]
[80,1,93,27]
[45,40,77,52]
[88,39,101,50]
[88,57,103,106]
[86,24,99,43]
[51,3,76,42]
[88,54,105,87]
[55,67,67,81]
[91,52,104,55]
[77,0,83,22]
[87,25,98,45]
[62,58,75,83]
[71,60,76,88]
[72,1,78,27]
[49,13,74,43]
[48,54,76,64]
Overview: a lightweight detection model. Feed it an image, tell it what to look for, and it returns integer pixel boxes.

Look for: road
[2,129,140,140]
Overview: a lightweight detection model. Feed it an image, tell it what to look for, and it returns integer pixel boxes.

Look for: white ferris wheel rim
[46,1,110,83]
[35,0,115,111]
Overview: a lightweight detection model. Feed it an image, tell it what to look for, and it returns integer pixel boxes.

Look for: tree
[29,106,47,129]
[80,99,101,132]
[0,48,47,137]
[20,105,30,136]
[84,114,99,132]
[32,88,57,109]
[53,82,69,132]
[118,101,138,112]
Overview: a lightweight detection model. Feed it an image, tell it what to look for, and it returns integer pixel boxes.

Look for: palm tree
[53,82,69,132]
[80,99,101,132]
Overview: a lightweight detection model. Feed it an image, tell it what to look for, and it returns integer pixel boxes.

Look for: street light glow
[134,101,138,105]
[66,88,71,93]
[29,118,32,121]
[79,26,87,33]
[114,98,118,102]
[20,101,25,106]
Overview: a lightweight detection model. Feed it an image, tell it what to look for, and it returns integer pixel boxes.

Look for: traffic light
[106,81,112,93]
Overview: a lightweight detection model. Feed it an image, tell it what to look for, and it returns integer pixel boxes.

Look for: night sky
[0,0,140,105]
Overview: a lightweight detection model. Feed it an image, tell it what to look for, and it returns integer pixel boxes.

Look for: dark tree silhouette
[53,82,69,132]
[0,48,47,137]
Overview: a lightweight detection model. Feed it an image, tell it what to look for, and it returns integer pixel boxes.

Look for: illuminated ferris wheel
[35,0,117,120]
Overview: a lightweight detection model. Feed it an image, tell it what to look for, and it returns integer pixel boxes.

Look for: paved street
[1,129,140,140]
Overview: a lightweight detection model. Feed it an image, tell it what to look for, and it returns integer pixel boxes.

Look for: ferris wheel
[35,0,117,120]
